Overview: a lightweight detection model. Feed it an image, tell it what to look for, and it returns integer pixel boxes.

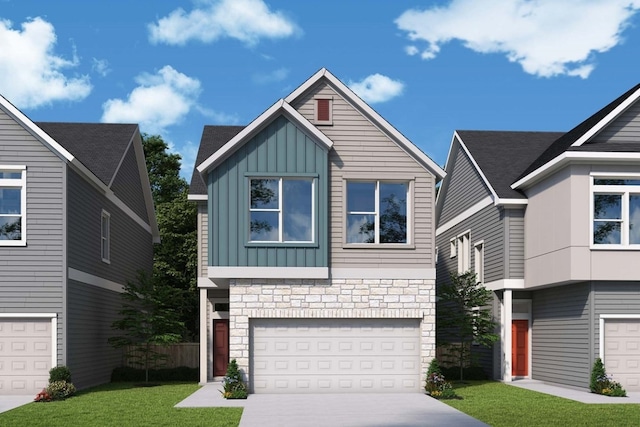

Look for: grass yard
[444,381,640,427]
[0,383,242,427]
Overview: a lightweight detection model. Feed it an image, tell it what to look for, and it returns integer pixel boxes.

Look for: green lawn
[0,383,242,427]
[443,381,640,427]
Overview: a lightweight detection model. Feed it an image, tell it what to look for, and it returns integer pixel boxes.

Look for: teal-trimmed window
[249,177,314,243]
[346,181,408,244]
[592,178,640,246]
[0,166,26,246]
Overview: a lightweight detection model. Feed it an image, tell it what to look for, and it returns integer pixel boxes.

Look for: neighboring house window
[314,98,332,125]
[474,241,484,285]
[592,178,640,246]
[250,178,314,242]
[457,231,470,273]
[101,210,110,263]
[0,166,26,246]
[346,181,408,244]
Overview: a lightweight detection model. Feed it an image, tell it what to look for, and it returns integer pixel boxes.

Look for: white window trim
[101,210,111,263]
[249,177,316,244]
[345,179,412,246]
[313,96,333,125]
[457,230,471,273]
[474,240,485,285]
[0,165,27,246]
[449,237,457,258]
[590,173,640,249]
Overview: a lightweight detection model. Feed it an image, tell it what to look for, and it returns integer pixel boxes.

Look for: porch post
[199,288,208,384]
[504,289,513,382]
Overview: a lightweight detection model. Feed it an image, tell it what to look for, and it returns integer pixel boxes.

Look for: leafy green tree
[109,272,185,382]
[141,134,198,340]
[437,271,499,381]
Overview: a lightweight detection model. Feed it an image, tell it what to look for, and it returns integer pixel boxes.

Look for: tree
[141,134,198,340]
[109,272,185,382]
[437,270,499,381]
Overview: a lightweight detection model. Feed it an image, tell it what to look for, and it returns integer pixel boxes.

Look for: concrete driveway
[176,384,488,427]
[0,395,33,414]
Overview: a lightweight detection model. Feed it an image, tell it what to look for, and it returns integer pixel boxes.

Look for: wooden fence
[122,343,199,369]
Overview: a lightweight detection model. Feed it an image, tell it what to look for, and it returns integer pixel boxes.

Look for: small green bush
[49,366,72,383]
[427,358,442,376]
[111,366,199,382]
[590,358,627,397]
[221,359,247,399]
[47,380,76,400]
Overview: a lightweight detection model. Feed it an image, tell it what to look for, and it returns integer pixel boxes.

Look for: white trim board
[208,266,329,280]
[436,196,492,236]
[331,268,436,280]
[68,268,125,293]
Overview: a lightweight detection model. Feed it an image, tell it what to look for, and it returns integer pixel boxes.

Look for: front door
[213,320,229,377]
[512,320,528,377]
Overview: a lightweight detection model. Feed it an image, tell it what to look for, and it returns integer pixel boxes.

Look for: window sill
[0,241,27,247]
[343,243,415,250]
[590,245,640,250]
[246,242,319,248]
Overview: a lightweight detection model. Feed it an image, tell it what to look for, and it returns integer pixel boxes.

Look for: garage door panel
[604,319,640,392]
[251,318,420,393]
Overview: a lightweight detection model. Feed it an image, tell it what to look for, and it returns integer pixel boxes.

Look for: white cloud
[252,67,289,84]
[395,0,640,78]
[348,74,405,104]
[92,58,111,77]
[196,105,240,124]
[101,66,201,134]
[148,0,300,46]
[0,17,91,109]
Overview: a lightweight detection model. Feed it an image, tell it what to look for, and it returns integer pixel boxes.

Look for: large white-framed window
[101,210,111,263]
[591,176,640,248]
[346,180,410,245]
[0,165,26,246]
[249,177,315,243]
[474,240,485,284]
[457,230,470,273]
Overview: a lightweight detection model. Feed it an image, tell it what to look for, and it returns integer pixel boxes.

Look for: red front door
[512,320,528,377]
[213,320,229,377]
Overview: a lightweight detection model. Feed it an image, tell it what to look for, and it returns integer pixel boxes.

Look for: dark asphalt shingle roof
[189,125,245,195]
[456,130,564,199]
[35,122,138,186]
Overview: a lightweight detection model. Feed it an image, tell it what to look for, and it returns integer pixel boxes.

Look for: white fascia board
[208,266,329,279]
[512,151,640,190]
[68,267,125,293]
[457,135,499,201]
[484,279,525,291]
[435,132,459,210]
[197,100,333,174]
[495,198,528,206]
[572,87,640,147]
[286,68,446,180]
[436,196,493,236]
[188,194,208,201]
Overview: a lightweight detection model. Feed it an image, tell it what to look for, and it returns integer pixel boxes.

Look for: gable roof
[189,125,244,198]
[513,83,640,189]
[455,130,564,200]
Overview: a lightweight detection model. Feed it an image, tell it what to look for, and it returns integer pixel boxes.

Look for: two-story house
[189,68,445,393]
[436,84,640,392]
[0,95,159,395]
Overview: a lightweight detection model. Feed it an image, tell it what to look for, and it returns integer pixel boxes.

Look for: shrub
[425,371,458,399]
[221,359,247,399]
[427,358,442,376]
[34,389,52,402]
[590,358,627,397]
[49,365,72,383]
[47,380,76,400]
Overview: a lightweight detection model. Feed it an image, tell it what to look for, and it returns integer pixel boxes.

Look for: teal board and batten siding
[292,81,436,269]
[109,142,148,223]
[591,101,640,143]
[438,143,491,226]
[0,108,65,363]
[208,115,328,267]
[531,283,591,389]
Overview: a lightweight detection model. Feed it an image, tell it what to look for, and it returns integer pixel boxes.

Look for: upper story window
[457,231,470,273]
[249,178,314,243]
[474,241,484,284]
[314,98,333,125]
[346,181,408,244]
[0,166,26,246]
[592,178,640,247]
[101,210,111,263]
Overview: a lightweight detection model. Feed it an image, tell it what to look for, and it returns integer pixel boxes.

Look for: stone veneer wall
[228,278,435,385]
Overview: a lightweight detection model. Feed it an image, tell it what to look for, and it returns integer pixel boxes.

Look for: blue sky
[1,0,640,179]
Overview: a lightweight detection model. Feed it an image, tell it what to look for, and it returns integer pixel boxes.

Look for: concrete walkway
[176,383,488,427]
[0,395,33,414]
[509,379,640,404]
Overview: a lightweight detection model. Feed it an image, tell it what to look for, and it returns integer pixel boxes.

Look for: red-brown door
[512,320,528,377]
[213,320,229,377]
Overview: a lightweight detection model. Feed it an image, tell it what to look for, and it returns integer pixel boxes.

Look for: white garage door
[0,319,52,395]
[251,318,421,393]
[604,319,640,391]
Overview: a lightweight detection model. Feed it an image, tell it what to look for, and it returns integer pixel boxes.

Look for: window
[0,166,26,246]
[101,210,110,263]
[457,231,470,273]
[314,98,332,125]
[346,181,408,244]
[474,241,484,284]
[450,237,457,258]
[249,178,314,242]
[592,178,640,246]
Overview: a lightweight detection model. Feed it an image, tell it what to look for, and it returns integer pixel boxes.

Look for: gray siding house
[189,69,445,393]
[435,84,640,392]
[0,96,159,395]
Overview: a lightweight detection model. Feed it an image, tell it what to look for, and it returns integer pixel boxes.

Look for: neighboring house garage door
[251,318,421,393]
[0,318,52,395]
[604,319,640,391]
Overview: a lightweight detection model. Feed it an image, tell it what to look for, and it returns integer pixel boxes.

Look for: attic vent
[315,98,332,125]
